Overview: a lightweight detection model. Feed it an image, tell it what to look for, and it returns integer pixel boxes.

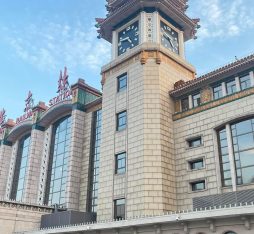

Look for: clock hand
[120,36,130,42]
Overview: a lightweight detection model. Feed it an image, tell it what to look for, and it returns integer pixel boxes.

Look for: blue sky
[0,0,254,120]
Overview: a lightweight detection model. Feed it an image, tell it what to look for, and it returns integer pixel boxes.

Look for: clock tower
[96,0,200,220]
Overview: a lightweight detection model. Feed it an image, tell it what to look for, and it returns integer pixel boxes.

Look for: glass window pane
[237,133,254,151]
[235,119,252,135]
[213,85,223,100]
[239,150,254,167]
[241,167,254,184]
[226,79,236,95]
[192,93,201,108]
[181,98,189,111]
[240,74,251,90]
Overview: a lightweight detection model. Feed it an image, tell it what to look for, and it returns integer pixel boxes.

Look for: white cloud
[188,0,254,40]
[1,20,111,72]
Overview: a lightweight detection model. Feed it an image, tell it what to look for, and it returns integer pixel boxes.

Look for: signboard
[49,67,72,106]
[16,91,34,124]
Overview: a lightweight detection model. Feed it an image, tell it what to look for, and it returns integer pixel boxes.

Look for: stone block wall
[174,94,254,210]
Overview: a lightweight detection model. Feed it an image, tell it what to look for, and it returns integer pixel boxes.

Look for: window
[114,199,125,220]
[117,73,127,92]
[218,128,232,187]
[192,93,201,108]
[226,79,236,95]
[45,116,71,206]
[189,159,204,170]
[224,232,237,234]
[116,111,127,131]
[88,110,102,213]
[11,134,31,201]
[181,97,189,111]
[115,152,126,174]
[188,137,202,148]
[213,85,223,100]
[240,74,251,90]
[191,180,205,191]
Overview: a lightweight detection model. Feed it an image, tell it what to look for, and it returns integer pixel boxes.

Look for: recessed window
[191,180,205,191]
[226,79,236,95]
[116,111,127,131]
[192,93,201,108]
[240,74,251,90]
[189,159,204,170]
[117,73,127,92]
[115,152,126,174]
[181,97,189,111]
[213,84,223,100]
[188,137,202,148]
[114,198,125,220]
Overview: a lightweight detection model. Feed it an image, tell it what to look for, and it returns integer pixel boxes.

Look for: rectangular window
[191,180,205,191]
[213,85,223,100]
[117,73,127,92]
[188,137,202,148]
[115,152,126,174]
[181,97,189,112]
[240,74,251,90]
[114,198,125,220]
[192,93,201,108]
[226,79,236,95]
[189,159,204,170]
[116,111,127,131]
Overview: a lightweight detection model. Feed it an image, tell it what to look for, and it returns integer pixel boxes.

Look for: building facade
[0,0,254,233]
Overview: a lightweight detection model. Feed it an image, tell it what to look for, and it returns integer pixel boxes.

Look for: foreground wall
[0,201,52,234]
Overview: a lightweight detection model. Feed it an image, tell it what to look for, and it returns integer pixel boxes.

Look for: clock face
[118,21,139,56]
[160,21,179,54]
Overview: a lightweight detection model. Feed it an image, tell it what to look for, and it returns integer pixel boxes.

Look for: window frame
[117,73,127,92]
[192,92,201,108]
[114,198,126,220]
[181,97,189,112]
[115,152,126,174]
[239,74,251,91]
[226,78,237,95]
[188,158,205,171]
[212,84,223,100]
[190,180,206,192]
[187,136,202,149]
[116,111,127,131]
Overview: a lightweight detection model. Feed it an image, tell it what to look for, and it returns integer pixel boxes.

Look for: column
[140,11,146,43]
[250,71,254,87]
[222,82,227,97]
[112,31,117,60]
[179,31,185,59]
[226,124,237,191]
[188,95,193,109]
[235,76,241,92]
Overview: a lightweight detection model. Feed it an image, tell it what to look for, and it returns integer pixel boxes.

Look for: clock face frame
[118,21,139,56]
[160,21,179,54]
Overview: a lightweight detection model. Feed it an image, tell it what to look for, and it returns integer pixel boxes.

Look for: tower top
[96,0,200,43]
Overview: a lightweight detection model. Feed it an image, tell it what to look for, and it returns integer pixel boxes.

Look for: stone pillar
[250,71,254,87]
[226,124,237,191]
[0,120,15,199]
[24,102,47,203]
[235,76,241,92]
[188,95,193,109]
[222,82,227,97]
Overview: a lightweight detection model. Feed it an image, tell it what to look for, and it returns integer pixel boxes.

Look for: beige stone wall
[98,51,195,220]
[0,144,12,198]
[78,111,92,211]
[24,129,45,204]
[0,204,51,234]
[174,94,254,210]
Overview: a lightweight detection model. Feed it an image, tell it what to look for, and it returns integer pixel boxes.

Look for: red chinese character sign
[49,67,72,106]
[16,91,34,124]
[0,108,6,134]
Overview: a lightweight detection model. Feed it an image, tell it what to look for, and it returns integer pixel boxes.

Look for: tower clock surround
[111,11,185,60]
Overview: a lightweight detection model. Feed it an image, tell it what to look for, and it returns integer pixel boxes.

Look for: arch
[6,120,33,143]
[223,231,237,234]
[214,111,254,130]
[38,100,72,129]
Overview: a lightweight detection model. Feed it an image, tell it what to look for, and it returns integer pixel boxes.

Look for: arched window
[11,134,31,201]
[218,117,254,186]
[224,231,237,234]
[44,115,71,206]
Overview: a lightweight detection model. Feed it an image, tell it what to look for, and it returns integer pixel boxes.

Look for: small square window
[188,137,202,148]
[117,73,127,92]
[115,152,126,174]
[191,180,205,191]
[226,79,236,95]
[213,85,223,100]
[192,93,201,108]
[114,198,125,220]
[240,74,251,90]
[189,159,204,170]
[181,97,189,112]
[116,111,127,131]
